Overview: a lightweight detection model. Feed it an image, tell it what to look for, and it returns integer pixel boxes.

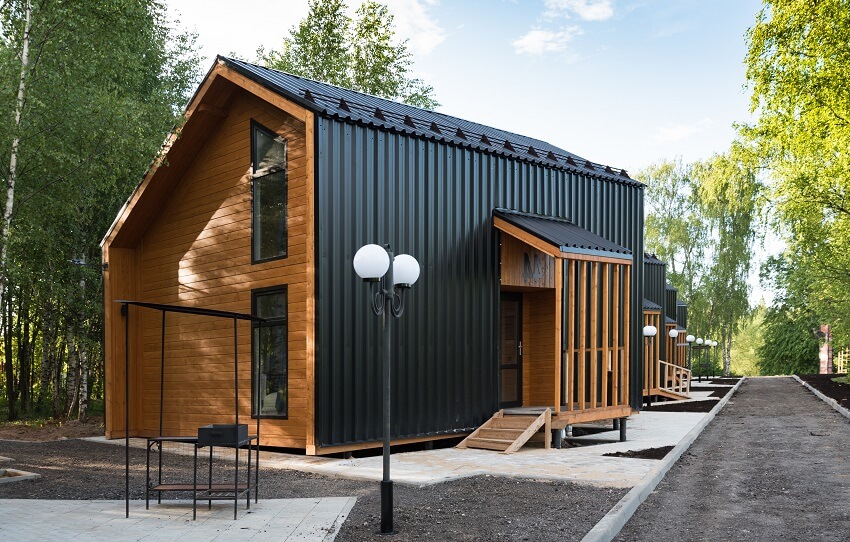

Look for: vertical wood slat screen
[643,311,661,395]
[665,324,677,366]
[562,258,631,411]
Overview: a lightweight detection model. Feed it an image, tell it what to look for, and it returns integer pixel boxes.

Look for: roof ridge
[219,56,638,184]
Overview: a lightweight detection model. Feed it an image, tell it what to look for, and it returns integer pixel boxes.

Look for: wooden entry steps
[457,408,551,453]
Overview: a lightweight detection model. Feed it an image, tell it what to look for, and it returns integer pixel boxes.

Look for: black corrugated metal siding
[315,118,644,447]
[643,255,666,362]
[665,285,678,322]
[677,301,688,330]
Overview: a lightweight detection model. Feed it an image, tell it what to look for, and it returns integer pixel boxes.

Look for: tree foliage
[744,0,850,358]
[0,0,200,420]
[258,0,438,109]
[638,149,763,375]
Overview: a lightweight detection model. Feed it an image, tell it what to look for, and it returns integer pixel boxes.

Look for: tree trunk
[52,342,63,418]
[78,341,88,422]
[0,0,32,310]
[3,292,16,420]
[65,337,79,419]
[16,295,30,413]
[38,308,55,412]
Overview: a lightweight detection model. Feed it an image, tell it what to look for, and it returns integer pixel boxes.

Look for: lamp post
[711,341,717,378]
[643,325,657,407]
[685,334,695,373]
[696,338,704,381]
[353,243,420,535]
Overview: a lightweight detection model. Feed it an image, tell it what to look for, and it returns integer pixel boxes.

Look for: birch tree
[0,0,200,420]
[744,0,850,350]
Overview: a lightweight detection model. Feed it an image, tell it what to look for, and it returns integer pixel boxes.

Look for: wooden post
[612,265,620,406]
[567,260,575,412]
[601,263,609,407]
[590,262,599,409]
[554,258,563,414]
[578,261,587,410]
[623,265,631,406]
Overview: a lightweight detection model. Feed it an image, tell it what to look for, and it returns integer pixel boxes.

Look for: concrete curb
[792,374,850,421]
[580,377,746,542]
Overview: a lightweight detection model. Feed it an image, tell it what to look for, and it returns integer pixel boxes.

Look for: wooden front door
[499,293,522,407]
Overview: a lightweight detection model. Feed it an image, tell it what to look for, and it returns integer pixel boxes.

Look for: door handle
[518,341,522,356]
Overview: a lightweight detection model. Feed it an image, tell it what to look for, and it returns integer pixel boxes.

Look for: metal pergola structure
[116,300,267,518]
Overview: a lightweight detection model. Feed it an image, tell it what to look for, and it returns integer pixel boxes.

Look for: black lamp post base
[380,480,394,535]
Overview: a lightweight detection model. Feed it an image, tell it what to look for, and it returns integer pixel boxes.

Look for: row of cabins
[643,254,691,400]
[102,57,691,455]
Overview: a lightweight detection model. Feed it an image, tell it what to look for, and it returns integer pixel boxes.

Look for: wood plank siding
[522,290,555,406]
[103,75,314,449]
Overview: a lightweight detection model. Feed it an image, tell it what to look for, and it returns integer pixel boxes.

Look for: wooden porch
[478,211,636,453]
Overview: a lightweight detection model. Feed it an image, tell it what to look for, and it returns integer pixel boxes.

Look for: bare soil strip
[614,377,850,542]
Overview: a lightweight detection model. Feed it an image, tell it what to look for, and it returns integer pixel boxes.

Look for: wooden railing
[659,360,690,398]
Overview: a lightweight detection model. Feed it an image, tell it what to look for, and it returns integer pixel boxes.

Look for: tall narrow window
[251,121,287,262]
[252,286,288,418]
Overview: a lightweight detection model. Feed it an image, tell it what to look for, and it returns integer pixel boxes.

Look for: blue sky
[169,0,764,174]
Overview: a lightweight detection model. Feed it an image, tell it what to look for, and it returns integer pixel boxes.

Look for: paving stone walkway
[0,497,355,541]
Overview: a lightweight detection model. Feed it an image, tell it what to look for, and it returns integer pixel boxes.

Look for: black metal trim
[250,285,289,420]
[250,119,289,264]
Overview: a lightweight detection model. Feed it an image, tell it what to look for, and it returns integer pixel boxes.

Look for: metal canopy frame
[116,300,267,518]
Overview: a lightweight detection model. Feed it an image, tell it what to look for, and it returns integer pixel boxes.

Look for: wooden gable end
[102,61,317,450]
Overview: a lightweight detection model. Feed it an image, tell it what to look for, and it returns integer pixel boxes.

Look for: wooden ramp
[657,361,691,401]
[457,408,551,453]
[656,387,690,401]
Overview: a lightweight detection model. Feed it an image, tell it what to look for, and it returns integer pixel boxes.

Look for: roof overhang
[493,208,632,264]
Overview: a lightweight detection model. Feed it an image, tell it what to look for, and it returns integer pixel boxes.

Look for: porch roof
[643,298,662,311]
[493,209,632,261]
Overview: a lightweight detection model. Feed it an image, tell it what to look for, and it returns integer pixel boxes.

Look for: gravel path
[615,377,850,542]
[0,438,625,541]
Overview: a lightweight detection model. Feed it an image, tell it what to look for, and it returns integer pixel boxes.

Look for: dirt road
[616,377,850,541]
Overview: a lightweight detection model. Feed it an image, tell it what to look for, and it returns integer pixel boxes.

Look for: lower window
[252,286,288,418]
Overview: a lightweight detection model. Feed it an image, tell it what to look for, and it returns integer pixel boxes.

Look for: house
[101,57,646,455]
[641,254,690,400]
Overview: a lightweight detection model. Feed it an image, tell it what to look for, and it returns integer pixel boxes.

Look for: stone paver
[89,407,715,489]
[0,497,356,542]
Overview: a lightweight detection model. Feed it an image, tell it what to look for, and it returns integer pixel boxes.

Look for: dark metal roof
[677,300,687,307]
[643,298,662,311]
[218,56,639,185]
[665,316,677,324]
[494,209,632,260]
[644,253,665,265]
[666,283,677,292]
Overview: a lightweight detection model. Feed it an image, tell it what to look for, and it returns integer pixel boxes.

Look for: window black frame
[251,284,288,419]
[250,119,288,264]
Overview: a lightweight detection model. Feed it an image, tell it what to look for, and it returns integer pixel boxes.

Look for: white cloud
[544,0,615,21]
[512,26,583,56]
[385,0,446,56]
[654,118,714,143]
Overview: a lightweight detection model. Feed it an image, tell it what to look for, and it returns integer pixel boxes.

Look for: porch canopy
[493,209,633,424]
